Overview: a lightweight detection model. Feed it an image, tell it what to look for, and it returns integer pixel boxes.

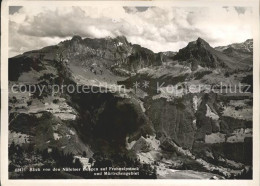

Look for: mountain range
[8,36,253,179]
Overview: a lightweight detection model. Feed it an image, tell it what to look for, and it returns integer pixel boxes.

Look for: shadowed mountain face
[174,38,225,68]
[8,36,253,179]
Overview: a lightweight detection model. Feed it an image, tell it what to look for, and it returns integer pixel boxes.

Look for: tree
[9,141,16,155]
[74,158,83,169]
[224,71,230,77]
[27,100,32,106]
[42,149,50,160]
[88,157,93,165]
[9,163,16,172]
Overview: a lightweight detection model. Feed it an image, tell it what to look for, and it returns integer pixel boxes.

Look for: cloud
[9,6,253,57]
[9,6,22,15]
[123,6,150,13]
[234,7,247,14]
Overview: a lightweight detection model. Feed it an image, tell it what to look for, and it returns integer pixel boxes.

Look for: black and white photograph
[1,0,260,184]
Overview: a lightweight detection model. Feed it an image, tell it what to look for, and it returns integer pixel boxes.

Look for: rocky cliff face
[8,36,253,179]
[58,35,162,73]
[146,96,196,149]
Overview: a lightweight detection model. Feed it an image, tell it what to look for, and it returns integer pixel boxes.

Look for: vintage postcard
[1,0,259,185]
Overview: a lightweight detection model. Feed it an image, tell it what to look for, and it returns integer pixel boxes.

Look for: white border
[1,1,259,186]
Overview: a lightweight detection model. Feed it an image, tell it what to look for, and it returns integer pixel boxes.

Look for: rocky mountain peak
[196,37,210,46]
[173,37,245,69]
[245,39,253,43]
[23,35,163,74]
[115,35,128,43]
[187,37,211,49]
[71,35,82,41]
[173,37,220,68]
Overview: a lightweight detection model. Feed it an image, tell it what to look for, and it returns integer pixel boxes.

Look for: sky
[9,6,253,57]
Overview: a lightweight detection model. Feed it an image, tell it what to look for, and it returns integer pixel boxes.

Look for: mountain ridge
[173,37,252,70]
